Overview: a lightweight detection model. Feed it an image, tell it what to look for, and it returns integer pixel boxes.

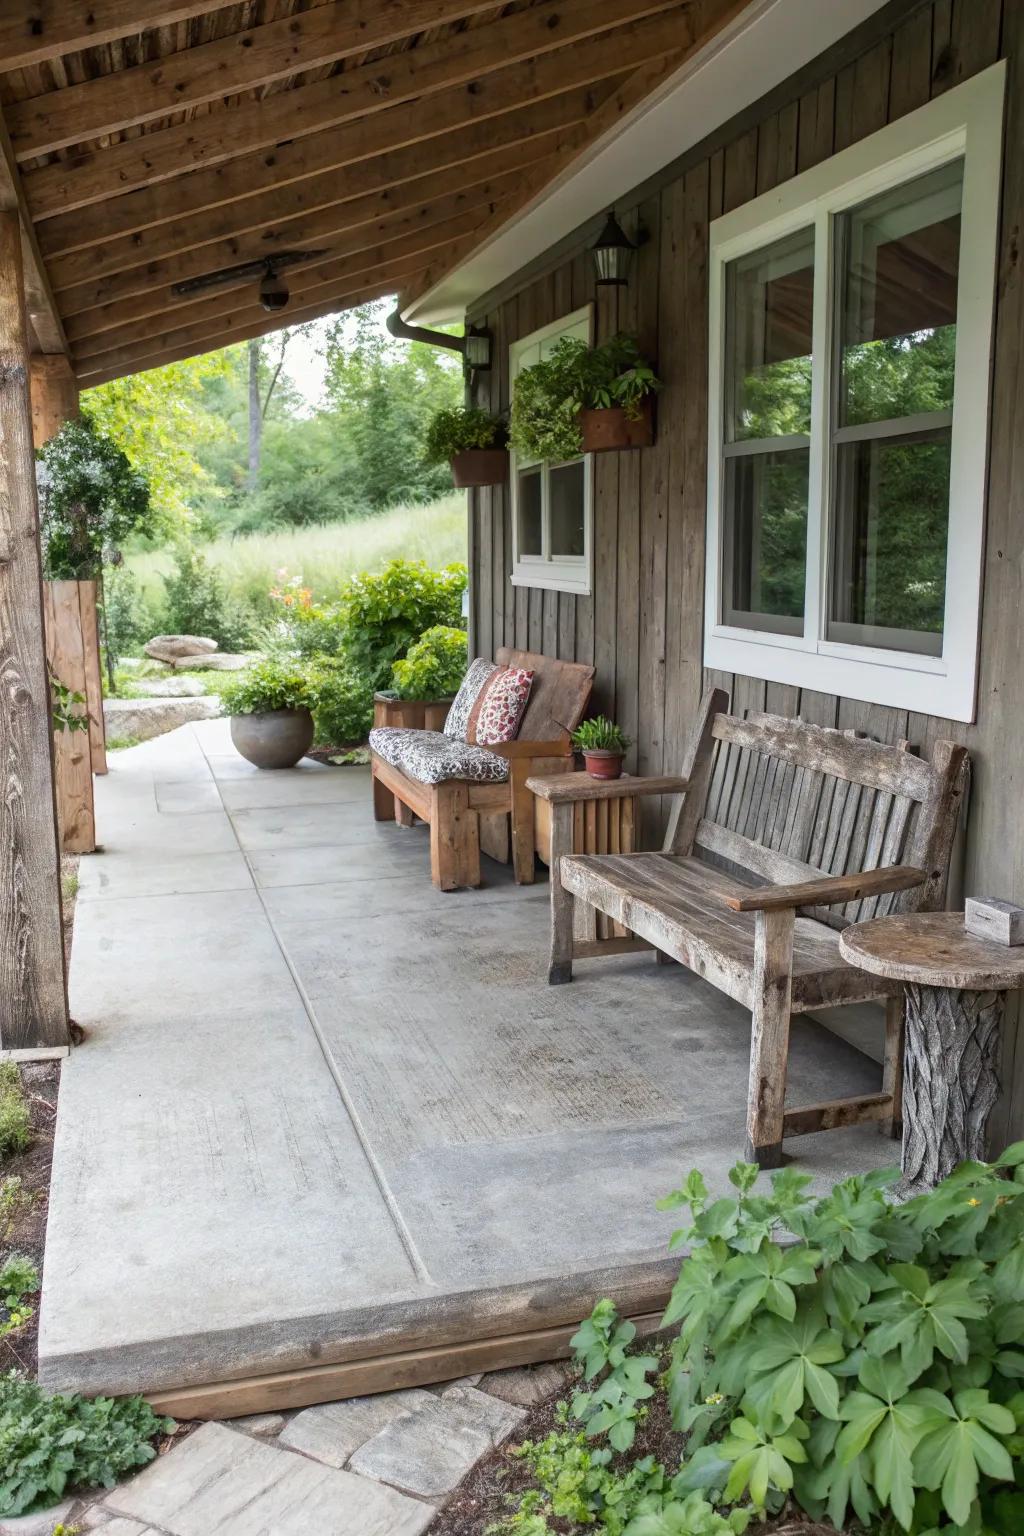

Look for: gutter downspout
[385,309,492,371]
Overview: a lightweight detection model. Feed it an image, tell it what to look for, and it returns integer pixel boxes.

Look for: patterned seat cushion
[369,727,509,785]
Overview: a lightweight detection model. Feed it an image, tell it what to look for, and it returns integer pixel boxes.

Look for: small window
[706,65,1004,722]
[510,306,594,594]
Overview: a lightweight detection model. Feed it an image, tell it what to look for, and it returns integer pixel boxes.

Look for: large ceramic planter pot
[579,395,656,453]
[450,448,509,488]
[230,707,314,769]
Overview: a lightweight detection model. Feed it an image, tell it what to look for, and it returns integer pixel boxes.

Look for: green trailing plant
[423,406,508,466]
[219,658,313,716]
[337,559,467,689]
[0,1065,31,1160]
[571,716,631,753]
[391,624,468,700]
[510,334,660,462]
[49,674,90,736]
[0,1373,174,1517]
[0,1255,39,1340]
[36,417,153,580]
[308,657,374,746]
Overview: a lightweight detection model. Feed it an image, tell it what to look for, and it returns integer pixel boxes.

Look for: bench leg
[549,802,574,984]
[372,768,395,822]
[429,782,480,891]
[510,762,535,885]
[395,796,415,827]
[745,907,795,1169]
[881,993,905,1140]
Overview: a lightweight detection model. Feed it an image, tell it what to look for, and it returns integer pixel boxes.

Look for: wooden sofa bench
[528,688,969,1168]
[371,647,594,891]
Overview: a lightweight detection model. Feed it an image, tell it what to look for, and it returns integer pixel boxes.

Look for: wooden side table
[532,772,639,942]
[839,913,1024,1194]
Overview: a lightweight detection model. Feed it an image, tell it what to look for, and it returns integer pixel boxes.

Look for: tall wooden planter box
[373,693,454,732]
[43,579,106,854]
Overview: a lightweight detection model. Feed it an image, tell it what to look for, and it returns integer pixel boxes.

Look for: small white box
[965,897,1024,947]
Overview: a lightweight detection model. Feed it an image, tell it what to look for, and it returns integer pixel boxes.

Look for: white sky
[280,298,398,413]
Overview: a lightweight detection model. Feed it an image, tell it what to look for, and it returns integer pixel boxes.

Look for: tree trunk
[901,983,1003,1194]
[247,337,261,490]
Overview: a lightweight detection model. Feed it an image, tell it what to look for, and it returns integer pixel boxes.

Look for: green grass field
[127,493,468,609]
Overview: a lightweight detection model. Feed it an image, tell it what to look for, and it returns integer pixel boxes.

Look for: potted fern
[510,333,660,461]
[571,715,631,779]
[424,406,508,488]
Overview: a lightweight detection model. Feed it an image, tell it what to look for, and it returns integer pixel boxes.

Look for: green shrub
[219,658,312,716]
[0,1256,38,1304]
[423,406,507,466]
[510,333,659,462]
[391,625,467,700]
[0,1373,174,1517]
[0,1065,31,1160]
[162,542,254,651]
[546,1149,1024,1536]
[37,418,153,580]
[0,1179,35,1246]
[100,566,157,667]
[285,601,347,659]
[308,658,374,746]
[337,559,467,688]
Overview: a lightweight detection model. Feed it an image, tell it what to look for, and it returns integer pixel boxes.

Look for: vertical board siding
[469,0,1024,1139]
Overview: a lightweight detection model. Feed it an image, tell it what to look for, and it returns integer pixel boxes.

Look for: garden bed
[0,1060,60,1379]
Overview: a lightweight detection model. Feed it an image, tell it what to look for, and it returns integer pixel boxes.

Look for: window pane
[517,467,542,556]
[839,160,962,427]
[723,448,808,633]
[828,429,950,654]
[725,227,814,441]
[549,460,585,558]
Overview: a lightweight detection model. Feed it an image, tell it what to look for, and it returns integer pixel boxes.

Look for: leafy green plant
[308,657,374,745]
[0,1255,39,1340]
[162,542,255,651]
[391,624,467,700]
[220,658,312,716]
[0,1373,174,1517]
[571,716,631,753]
[337,559,467,688]
[510,334,660,462]
[423,406,507,466]
[0,1066,31,1160]
[49,674,90,736]
[37,418,153,580]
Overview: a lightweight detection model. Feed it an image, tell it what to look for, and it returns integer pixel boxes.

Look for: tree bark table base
[839,913,1024,1197]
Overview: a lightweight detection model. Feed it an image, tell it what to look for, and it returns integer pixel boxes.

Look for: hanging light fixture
[591,210,637,287]
[259,260,290,313]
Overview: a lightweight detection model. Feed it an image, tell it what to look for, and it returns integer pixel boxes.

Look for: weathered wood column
[30,354,79,448]
[0,208,70,1051]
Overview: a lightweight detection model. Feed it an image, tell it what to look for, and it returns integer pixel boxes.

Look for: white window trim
[510,304,595,595]
[705,62,1005,723]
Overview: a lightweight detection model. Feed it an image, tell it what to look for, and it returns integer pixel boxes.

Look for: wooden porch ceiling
[0,0,749,386]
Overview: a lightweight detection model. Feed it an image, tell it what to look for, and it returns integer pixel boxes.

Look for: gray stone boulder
[175,652,253,671]
[144,635,218,663]
[131,676,206,698]
[104,695,220,744]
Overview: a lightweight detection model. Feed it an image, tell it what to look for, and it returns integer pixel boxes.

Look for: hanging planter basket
[449,448,509,488]
[579,395,656,453]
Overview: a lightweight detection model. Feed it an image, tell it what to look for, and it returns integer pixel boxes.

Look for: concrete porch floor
[40,719,896,1413]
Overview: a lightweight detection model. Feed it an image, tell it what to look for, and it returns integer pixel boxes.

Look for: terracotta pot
[230,707,314,769]
[582,748,625,780]
[450,448,509,488]
[579,395,656,453]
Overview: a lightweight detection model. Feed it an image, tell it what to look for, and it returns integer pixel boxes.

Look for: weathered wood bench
[528,688,969,1167]
[372,647,594,891]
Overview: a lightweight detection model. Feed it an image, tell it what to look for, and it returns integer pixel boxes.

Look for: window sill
[511,569,591,597]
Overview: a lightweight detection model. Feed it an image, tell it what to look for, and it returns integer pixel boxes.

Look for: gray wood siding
[469,0,1024,1143]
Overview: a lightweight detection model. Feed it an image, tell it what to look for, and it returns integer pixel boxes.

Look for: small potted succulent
[510,333,660,461]
[220,658,315,769]
[424,406,509,488]
[571,715,631,779]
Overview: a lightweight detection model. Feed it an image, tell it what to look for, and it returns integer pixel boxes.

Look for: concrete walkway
[41,719,894,1409]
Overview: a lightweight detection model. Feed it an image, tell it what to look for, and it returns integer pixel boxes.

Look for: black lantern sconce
[591,210,641,287]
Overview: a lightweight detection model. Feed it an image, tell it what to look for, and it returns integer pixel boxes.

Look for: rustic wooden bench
[371,647,594,891]
[527,688,969,1167]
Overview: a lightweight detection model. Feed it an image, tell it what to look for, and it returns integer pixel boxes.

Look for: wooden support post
[509,759,536,885]
[80,579,107,774]
[745,906,795,1169]
[0,208,70,1051]
[29,354,79,449]
[548,801,575,985]
[372,768,396,822]
[429,781,480,890]
[42,580,96,854]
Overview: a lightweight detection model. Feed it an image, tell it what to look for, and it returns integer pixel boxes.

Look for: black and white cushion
[443,658,496,739]
[369,727,509,785]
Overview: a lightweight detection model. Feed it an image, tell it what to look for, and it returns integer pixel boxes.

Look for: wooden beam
[29,355,79,447]
[56,121,577,331]
[24,2,690,216]
[0,209,70,1052]
[7,0,505,160]
[76,270,438,387]
[70,211,488,365]
[0,1,226,74]
[402,0,749,314]
[0,114,66,356]
[54,150,543,319]
[42,581,96,855]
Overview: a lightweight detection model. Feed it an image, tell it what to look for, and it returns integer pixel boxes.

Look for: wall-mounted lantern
[591,211,638,287]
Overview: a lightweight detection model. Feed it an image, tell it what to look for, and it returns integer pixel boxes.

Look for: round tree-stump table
[839,912,1024,1195]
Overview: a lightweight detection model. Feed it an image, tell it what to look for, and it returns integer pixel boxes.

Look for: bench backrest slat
[496,647,594,742]
[711,712,935,801]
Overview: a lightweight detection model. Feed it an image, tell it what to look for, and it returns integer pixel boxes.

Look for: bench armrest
[720,864,928,914]
[525,773,689,804]
[489,738,573,760]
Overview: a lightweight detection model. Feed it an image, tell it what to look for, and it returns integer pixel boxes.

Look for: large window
[510,306,594,594]
[706,65,1004,722]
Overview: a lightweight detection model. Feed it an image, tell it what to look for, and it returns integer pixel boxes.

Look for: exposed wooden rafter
[0,120,66,356]
[0,1,226,74]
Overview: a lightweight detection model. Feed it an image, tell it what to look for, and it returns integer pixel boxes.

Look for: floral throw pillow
[468,666,534,746]
[443,657,496,740]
